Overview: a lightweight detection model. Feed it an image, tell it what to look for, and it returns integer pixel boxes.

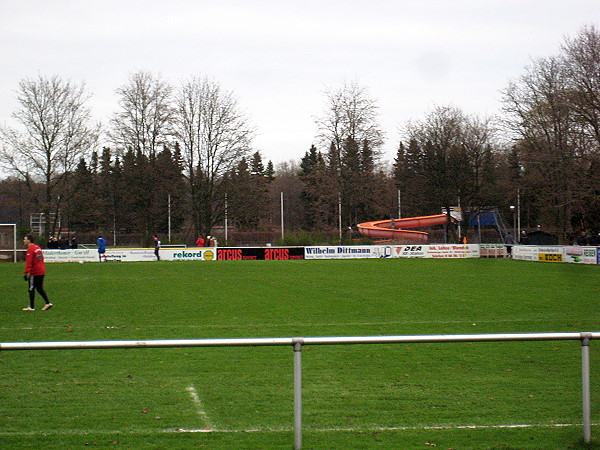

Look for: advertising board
[423,244,480,258]
[304,245,480,260]
[44,248,216,262]
[563,246,597,264]
[538,252,563,262]
[43,249,98,263]
[164,248,216,261]
[304,246,392,259]
[391,244,480,258]
[502,246,600,264]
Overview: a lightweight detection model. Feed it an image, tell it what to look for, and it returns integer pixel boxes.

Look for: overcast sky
[1,0,598,168]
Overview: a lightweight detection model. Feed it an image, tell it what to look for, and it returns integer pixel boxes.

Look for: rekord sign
[304,246,391,259]
[165,248,215,261]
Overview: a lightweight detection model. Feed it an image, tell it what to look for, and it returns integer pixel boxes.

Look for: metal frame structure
[1,332,597,449]
[0,223,17,262]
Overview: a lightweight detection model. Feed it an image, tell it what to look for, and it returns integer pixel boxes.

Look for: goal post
[0,223,17,262]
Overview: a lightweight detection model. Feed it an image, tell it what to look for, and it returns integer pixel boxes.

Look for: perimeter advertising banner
[305,246,393,259]
[44,248,216,262]
[563,246,597,264]
[43,248,98,262]
[513,246,598,264]
[102,249,155,262]
[304,245,480,259]
[392,244,480,258]
[217,247,304,260]
[164,248,216,261]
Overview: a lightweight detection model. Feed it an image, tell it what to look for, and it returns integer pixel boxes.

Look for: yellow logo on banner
[538,253,562,262]
[204,250,214,261]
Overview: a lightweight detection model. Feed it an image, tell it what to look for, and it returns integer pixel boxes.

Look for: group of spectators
[575,231,600,246]
[46,236,78,249]
[195,236,218,247]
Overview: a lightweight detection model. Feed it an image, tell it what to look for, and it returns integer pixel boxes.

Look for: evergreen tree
[265,160,275,182]
[226,153,272,231]
[67,159,101,231]
[299,145,336,229]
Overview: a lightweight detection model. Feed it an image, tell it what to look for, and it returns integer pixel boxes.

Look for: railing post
[581,333,592,444]
[293,338,304,450]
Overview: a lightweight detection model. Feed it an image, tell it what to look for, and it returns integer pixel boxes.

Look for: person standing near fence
[153,234,161,261]
[97,235,107,261]
[22,234,52,311]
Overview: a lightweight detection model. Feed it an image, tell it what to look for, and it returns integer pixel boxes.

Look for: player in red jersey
[22,234,53,311]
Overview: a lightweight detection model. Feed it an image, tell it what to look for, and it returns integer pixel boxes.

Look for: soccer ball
[79,260,84,264]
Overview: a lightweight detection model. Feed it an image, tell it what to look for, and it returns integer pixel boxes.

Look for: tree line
[1,25,599,245]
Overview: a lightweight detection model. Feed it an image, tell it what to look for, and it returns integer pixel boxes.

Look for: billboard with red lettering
[217,247,304,260]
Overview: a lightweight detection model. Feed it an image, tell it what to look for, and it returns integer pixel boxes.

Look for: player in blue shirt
[97,235,107,261]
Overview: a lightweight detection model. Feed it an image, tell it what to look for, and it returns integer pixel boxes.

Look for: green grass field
[0,258,599,449]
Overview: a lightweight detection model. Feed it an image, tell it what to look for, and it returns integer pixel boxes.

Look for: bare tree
[402,106,498,240]
[562,24,600,147]
[562,25,600,234]
[315,81,384,160]
[175,76,253,235]
[0,75,99,236]
[502,56,580,236]
[110,71,175,158]
[404,106,466,214]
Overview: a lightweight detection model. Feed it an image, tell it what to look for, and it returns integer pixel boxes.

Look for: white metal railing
[1,332,598,449]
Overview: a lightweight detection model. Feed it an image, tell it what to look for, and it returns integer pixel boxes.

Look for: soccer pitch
[0,258,599,449]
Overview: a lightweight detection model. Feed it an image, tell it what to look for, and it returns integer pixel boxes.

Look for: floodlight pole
[281,192,284,241]
[225,193,228,243]
[582,333,592,443]
[168,194,172,243]
[338,193,342,244]
[113,216,117,247]
[517,188,521,239]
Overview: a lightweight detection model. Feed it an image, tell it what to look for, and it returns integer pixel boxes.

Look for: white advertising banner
[304,245,480,260]
[512,246,564,263]
[392,245,427,258]
[102,248,155,262]
[506,246,599,264]
[391,244,480,259]
[43,249,98,263]
[304,246,393,259]
[512,246,540,261]
[562,247,597,264]
[426,244,480,258]
[164,248,216,261]
[44,247,217,262]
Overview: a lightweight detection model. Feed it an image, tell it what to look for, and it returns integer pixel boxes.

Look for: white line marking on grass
[1,317,569,331]
[186,385,214,431]
[170,422,599,433]
[1,422,596,437]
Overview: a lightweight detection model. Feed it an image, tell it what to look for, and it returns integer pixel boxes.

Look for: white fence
[1,332,598,449]
[34,244,600,264]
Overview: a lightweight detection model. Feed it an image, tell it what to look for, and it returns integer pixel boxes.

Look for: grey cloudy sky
[1,0,598,167]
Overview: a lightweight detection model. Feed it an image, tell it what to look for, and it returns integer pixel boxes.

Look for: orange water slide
[357,214,455,243]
